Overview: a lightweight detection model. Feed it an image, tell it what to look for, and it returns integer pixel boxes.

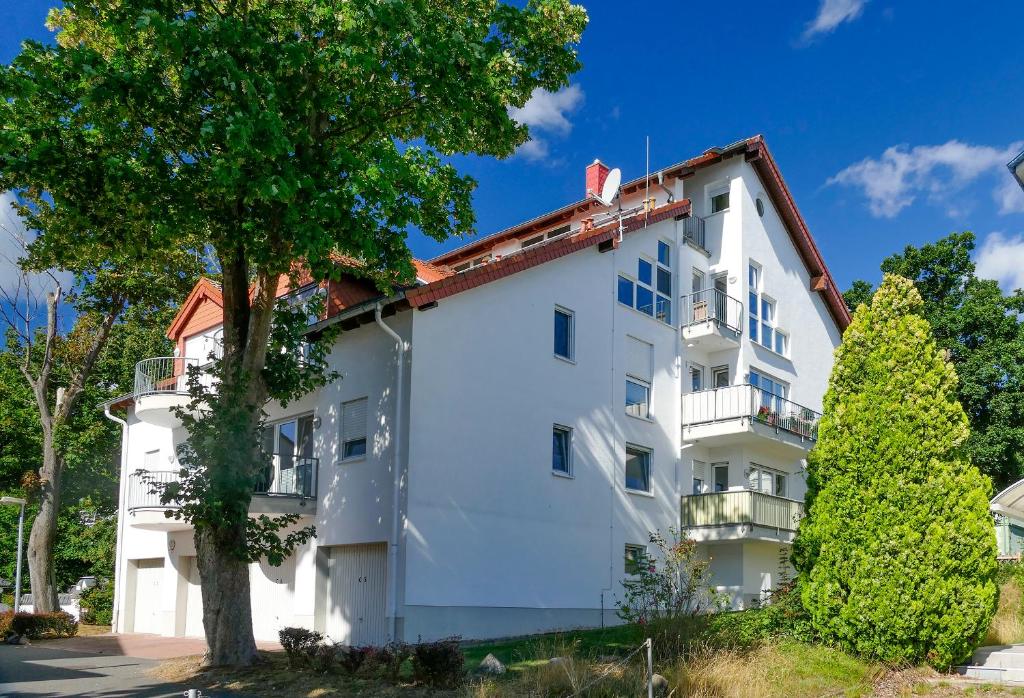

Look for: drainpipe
[375,303,406,642]
[103,403,130,632]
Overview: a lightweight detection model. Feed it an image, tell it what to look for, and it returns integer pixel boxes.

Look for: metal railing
[681,288,743,333]
[682,490,804,531]
[134,357,201,398]
[126,455,318,512]
[681,215,707,249]
[126,470,180,511]
[682,384,822,440]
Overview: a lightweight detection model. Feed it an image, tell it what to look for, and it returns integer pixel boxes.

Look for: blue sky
[4,0,1024,293]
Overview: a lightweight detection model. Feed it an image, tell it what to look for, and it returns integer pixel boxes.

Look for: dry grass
[985,579,1024,647]
[76,623,112,637]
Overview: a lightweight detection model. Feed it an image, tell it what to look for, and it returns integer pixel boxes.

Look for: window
[748,261,788,355]
[692,460,707,495]
[452,254,491,273]
[750,370,788,414]
[617,275,634,306]
[713,463,729,492]
[522,233,545,248]
[617,248,672,324]
[658,240,671,267]
[341,398,368,460]
[710,188,730,214]
[756,197,765,217]
[625,544,647,575]
[262,415,315,495]
[554,307,574,361]
[749,463,787,497]
[689,364,704,392]
[552,425,572,475]
[625,445,652,493]
[691,269,705,294]
[711,366,729,388]
[626,378,650,419]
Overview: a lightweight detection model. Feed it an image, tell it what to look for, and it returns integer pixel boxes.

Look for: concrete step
[955,665,1024,683]
[972,645,1024,669]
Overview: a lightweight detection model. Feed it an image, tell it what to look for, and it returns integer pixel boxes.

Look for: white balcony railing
[682,384,821,441]
[681,288,743,334]
[133,356,219,400]
[681,490,804,532]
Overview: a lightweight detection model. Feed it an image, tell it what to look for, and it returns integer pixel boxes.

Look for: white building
[107,136,850,645]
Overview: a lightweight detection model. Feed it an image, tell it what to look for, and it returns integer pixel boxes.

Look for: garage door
[133,558,164,634]
[327,543,387,646]
[184,557,203,637]
[250,555,296,642]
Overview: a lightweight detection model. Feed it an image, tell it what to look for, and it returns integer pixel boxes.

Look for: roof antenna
[644,136,650,226]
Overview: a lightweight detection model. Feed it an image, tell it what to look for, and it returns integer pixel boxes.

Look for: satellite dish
[598,167,621,206]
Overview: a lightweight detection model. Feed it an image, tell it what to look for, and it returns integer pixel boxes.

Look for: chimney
[585,159,610,198]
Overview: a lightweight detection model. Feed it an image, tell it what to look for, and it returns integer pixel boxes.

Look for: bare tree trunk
[27,435,61,612]
[196,524,258,666]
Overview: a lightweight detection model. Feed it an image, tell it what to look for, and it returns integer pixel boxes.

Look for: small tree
[616,528,718,625]
[793,274,998,669]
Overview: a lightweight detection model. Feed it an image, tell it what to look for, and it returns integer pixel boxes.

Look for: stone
[548,656,568,665]
[476,653,506,675]
[651,672,669,695]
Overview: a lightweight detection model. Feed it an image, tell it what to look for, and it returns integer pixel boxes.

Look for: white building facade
[108,136,850,644]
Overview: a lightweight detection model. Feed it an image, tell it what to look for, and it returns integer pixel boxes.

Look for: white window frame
[692,459,708,495]
[712,462,729,492]
[624,543,647,575]
[617,247,672,326]
[689,363,705,392]
[340,398,368,462]
[553,305,575,362]
[625,444,653,494]
[748,463,788,498]
[711,365,730,388]
[625,376,652,420]
[552,424,573,477]
[708,181,731,215]
[748,260,789,357]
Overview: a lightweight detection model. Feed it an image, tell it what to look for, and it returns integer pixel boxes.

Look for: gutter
[101,401,130,632]
[374,302,408,642]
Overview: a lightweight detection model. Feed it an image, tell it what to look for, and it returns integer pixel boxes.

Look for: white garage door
[250,556,296,642]
[184,557,203,637]
[133,558,164,634]
[327,543,387,646]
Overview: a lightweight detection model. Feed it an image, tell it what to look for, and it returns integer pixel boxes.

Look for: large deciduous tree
[844,232,1024,488]
[2,0,587,664]
[794,275,997,669]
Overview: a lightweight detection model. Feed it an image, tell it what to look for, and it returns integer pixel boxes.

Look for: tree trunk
[27,436,61,612]
[196,524,259,666]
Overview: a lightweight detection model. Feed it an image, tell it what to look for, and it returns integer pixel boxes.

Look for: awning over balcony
[992,479,1024,520]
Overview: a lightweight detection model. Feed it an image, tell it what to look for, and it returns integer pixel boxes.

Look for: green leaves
[795,275,998,669]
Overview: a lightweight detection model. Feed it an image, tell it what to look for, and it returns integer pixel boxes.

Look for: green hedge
[0,611,79,639]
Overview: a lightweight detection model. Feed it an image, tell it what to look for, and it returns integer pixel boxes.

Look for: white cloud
[802,0,866,40]
[975,231,1024,293]
[828,140,1024,218]
[508,85,584,162]
[995,175,1024,215]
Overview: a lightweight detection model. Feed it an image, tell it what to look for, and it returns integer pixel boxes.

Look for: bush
[278,627,323,668]
[310,642,338,673]
[336,645,373,675]
[793,275,998,669]
[412,636,464,688]
[79,584,114,625]
[4,611,78,639]
[373,640,412,680]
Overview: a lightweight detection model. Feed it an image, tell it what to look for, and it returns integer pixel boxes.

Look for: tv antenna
[596,167,621,207]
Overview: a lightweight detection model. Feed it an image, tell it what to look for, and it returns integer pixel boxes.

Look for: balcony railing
[681,215,707,250]
[682,490,804,532]
[134,356,205,398]
[126,455,318,512]
[682,384,822,440]
[681,289,743,334]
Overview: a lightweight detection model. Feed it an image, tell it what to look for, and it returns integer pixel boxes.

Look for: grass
[77,623,112,637]
[985,577,1024,646]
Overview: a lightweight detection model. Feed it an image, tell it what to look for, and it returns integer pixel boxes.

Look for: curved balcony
[133,357,214,427]
[125,456,318,529]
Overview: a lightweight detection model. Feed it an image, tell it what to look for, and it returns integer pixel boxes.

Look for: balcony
[681,215,708,252]
[133,357,217,427]
[681,384,821,453]
[681,490,804,543]
[681,289,743,350]
[125,455,318,529]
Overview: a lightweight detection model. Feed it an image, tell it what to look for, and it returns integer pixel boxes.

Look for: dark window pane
[617,276,634,306]
[749,316,758,340]
[656,295,671,324]
[554,310,572,359]
[714,466,728,492]
[761,323,773,349]
[626,380,649,418]
[692,479,704,495]
[636,287,654,315]
[711,191,730,213]
[657,267,672,296]
[552,427,570,473]
[657,241,670,266]
[749,292,758,317]
[638,259,653,286]
[625,447,651,492]
[343,438,366,459]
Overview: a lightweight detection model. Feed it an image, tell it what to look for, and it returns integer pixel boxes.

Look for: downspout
[375,303,406,642]
[103,402,129,632]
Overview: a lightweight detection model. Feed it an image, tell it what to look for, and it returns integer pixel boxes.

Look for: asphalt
[0,634,261,697]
